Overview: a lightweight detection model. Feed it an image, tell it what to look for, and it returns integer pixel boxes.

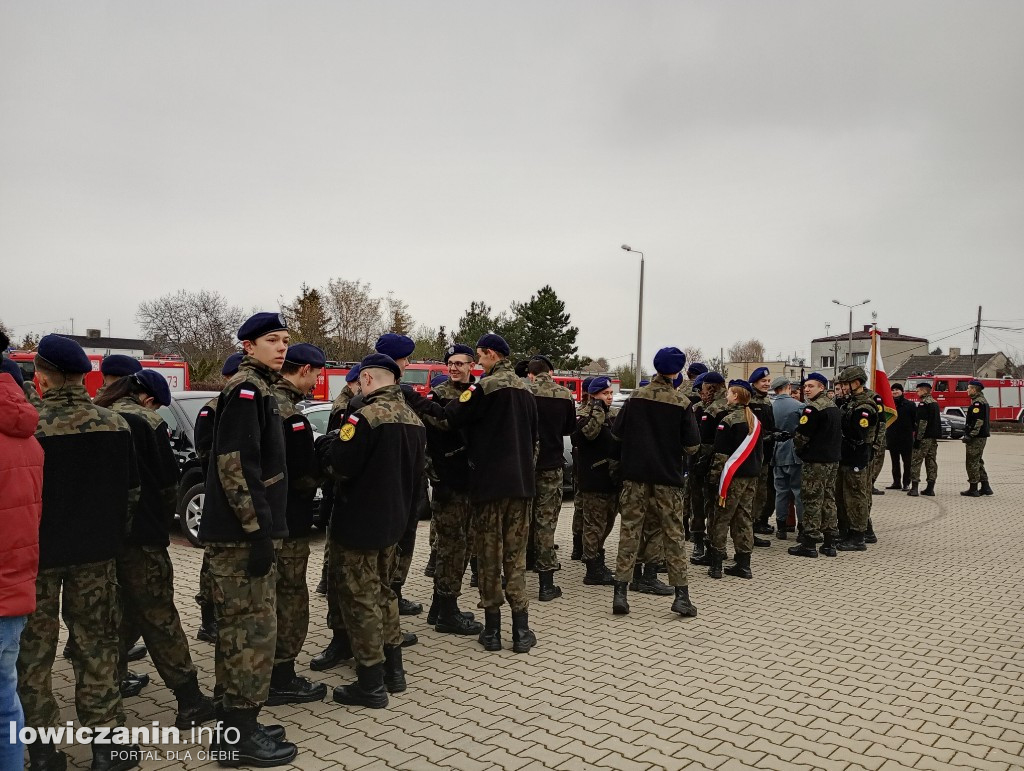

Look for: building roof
[63,334,157,355]
[812,326,927,344]
[890,353,1002,379]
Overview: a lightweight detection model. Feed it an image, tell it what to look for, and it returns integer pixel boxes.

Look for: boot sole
[582,578,616,586]
[332,693,388,709]
[435,623,484,635]
[634,586,673,596]
[787,550,818,558]
[216,744,298,768]
[266,685,328,706]
[612,605,629,615]
[538,590,563,602]
[196,632,218,644]
[672,605,698,617]
[385,681,407,694]
[723,570,753,579]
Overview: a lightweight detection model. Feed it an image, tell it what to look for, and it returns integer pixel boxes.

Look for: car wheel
[177,482,205,548]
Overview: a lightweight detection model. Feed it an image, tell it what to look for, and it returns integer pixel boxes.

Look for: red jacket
[0,373,43,616]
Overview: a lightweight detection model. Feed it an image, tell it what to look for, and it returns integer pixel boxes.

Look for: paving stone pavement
[39,436,1024,770]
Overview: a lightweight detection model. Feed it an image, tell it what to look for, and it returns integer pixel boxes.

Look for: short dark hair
[280,361,302,376]
[34,355,85,383]
[528,359,550,376]
[891,384,904,392]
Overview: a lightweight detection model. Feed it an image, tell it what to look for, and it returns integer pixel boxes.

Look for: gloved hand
[775,431,793,442]
[247,537,276,577]
[961,435,970,444]
[913,439,921,449]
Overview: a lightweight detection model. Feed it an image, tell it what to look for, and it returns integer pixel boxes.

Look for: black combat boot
[886,480,902,490]
[864,520,878,544]
[571,532,583,560]
[435,595,483,635]
[423,549,437,577]
[690,536,712,566]
[819,534,837,558]
[628,563,643,591]
[788,534,819,558]
[922,480,936,496]
[636,562,673,596]
[309,630,353,672]
[392,583,423,616]
[961,483,980,497]
[478,609,502,651]
[724,552,753,579]
[314,576,327,595]
[27,740,68,771]
[753,520,774,535]
[267,660,328,705]
[172,673,217,730]
[708,554,723,579]
[538,570,562,601]
[582,558,615,586]
[126,643,147,662]
[907,482,920,497]
[836,531,867,551]
[872,486,885,496]
[196,601,218,643]
[753,535,771,548]
[401,632,418,647]
[90,741,141,771]
[612,582,630,615]
[383,645,407,693]
[776,527,789,540]
[670,586,698,617]
[333,664,389,709]
[511,610,537,654]
[119,671,149,698]
[469,556,479,587]
[980,480,993,496]
[213,707,298,767]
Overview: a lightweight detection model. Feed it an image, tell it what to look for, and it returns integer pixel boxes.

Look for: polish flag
[870,328,898,428]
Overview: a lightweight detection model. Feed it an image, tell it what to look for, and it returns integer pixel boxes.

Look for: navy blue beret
[729,379,753,394]
[687,362,709,377]
[968,379,984,389]
[1,357,24,386]
[653,347,686,375]
[476,333,510,357]
[638,379,651,387]
[238,312,287,342]
[360,353,401,381]
[430,374,449,388]
[749,367,770,384]
[514,360,530,378]
[806,372,829,386]
[693,372,708,389]
[101,355,142,377]
[375,333,415,360]
[588,376,611,394]
[673,373,684,389]
[222,352,244,377]
[345,365,361,383]
[37,335,92,374]
[582,376,595,393]
[703,372,725,385]
[531,354,554,371]
[285,343,326,368]
[134,370,172,407]
[444,344,475,364]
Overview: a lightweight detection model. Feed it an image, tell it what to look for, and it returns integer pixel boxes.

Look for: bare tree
[727,338,766,362]
[384,293,414,336]
[324,279,383,361]
[137,290,245,382]
[684,346,705,366]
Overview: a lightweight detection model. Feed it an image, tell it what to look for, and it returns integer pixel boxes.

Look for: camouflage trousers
[17,559,125,729]
[274,537,310,664]
[751,464,772,525]
[320,539,330,589]
[577,491,617,561]
[195,549,213,610]
[117,545,196,690]
[531,468,564,572]
[571,494,583,536]
[395,475,429,585]
[432,489,474,597]
[708,476,756,557]
[206,541,279,710]
[870,433,888,484]
[615,481,688,586]
[965,437,988,483]
[800,462,839,542]
[688,467,709,535]
[839,465,872,532]
[324,539,348,634]
[911,438,938,483]
[474,498,531,612]
[331,544,401,668]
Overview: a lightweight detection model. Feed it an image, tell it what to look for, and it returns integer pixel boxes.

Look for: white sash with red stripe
[718,416,761,506]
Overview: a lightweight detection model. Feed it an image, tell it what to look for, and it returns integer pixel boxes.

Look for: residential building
[724,360,806,384]
[810,326,927,380]
[890,348,1011,381]
[63,329,156,357]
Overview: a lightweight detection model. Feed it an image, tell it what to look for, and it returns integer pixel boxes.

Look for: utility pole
[972,305,982,376]
[70,317,74,335]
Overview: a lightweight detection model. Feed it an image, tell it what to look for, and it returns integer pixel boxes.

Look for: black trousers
[889,444,913,487]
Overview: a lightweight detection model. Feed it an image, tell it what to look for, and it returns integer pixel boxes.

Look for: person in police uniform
[198,312,298,767]
[17,335,142,771]
[961,379,993,497]
[316,353,426,708]
[572,376,618,586]
[833,366,878,552]
[907,381,940,497]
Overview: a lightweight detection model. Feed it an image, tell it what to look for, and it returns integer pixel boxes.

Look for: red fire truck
[552,374,621,402]
[312,361,484,402]
[8,351,191,397]
[902,374,1024,423]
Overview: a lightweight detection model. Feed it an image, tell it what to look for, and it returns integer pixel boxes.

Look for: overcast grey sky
[3,1,1023,366]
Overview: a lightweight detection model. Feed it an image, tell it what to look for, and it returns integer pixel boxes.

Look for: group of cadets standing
[8,313,996,771]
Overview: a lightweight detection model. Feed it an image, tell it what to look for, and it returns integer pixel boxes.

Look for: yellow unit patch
[799,416,808,425]
[340,424,356,441]
[460,389,473,402]
[859,418,869,428]
[972,407,980,413]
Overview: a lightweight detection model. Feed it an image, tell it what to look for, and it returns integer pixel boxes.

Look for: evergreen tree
[455,301,498,348]
[282,284,335,356]
[510,285,589,369]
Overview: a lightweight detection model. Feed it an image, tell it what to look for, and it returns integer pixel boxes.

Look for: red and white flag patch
[292,423,306,431]
[347,415,360,425]
[239,389,255,400]
[199,409,210,416]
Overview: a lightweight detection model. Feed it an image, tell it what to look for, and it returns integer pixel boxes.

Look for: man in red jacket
[0,372,44,771]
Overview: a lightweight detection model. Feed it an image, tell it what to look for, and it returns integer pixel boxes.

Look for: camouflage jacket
[573,399,617,493]
[317,384,425,549]
[199,356,288,542]
[793,392,842,464]
[328,384,357,432]
[863,388,887,451]
[35,385,140,568]
[915,394,941,440]
[422,377,473,491]
[530,371,576,471]
[275,378,325,537]
[965,392,991,438]
[839,389,878,468]
[109,396,178,546]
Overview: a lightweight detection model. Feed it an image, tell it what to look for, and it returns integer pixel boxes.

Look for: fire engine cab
[902,374,1024,423]
[8,351,191,397]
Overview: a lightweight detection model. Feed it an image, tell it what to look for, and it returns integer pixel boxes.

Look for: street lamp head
[862,299,871,305]
[621,244,632,252]
[832,299,841,305]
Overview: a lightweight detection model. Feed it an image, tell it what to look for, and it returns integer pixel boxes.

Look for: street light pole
[622,244,644,388]
[832,298,871,368]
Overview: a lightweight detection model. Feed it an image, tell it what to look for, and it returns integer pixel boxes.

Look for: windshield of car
[305,407,331,434]
[402,369,430,385]
[175,395,213,429]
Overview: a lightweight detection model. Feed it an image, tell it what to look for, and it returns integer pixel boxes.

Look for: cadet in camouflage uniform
[572,376,618,585]
[315,353,426,708]
[961,379,993,497]
[267,344,329,706]
[788,373,842,558]
[907,381,940,497]
[706,382,762,580]
[611,347,701,618]
[863,385,887,542]
[747,368,777,545]
[569,378,595,560]
[527,355,576,601]
[433,333,540,654]
[690,373,728,566]
[17,335,142,771]
[95,371,216,731]
[198,313,298,767]
[834,366,878,552]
